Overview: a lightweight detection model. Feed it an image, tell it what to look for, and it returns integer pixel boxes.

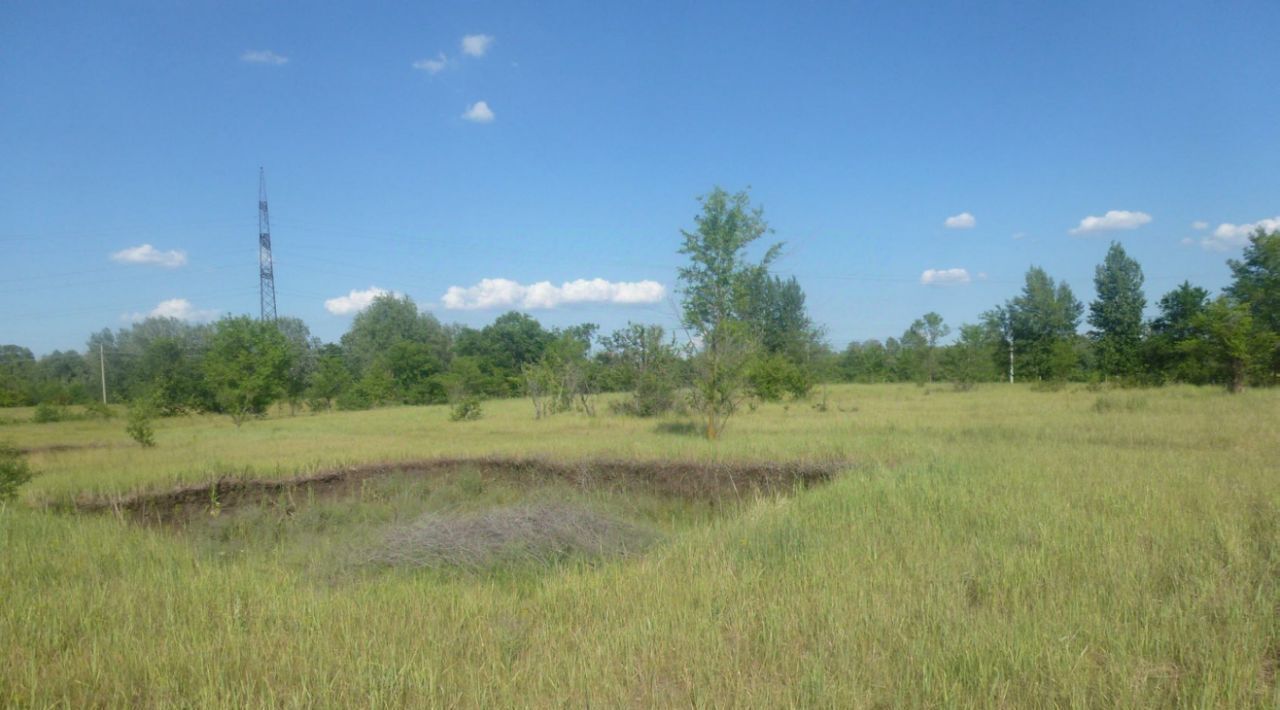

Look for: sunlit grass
[1,383,1278,706]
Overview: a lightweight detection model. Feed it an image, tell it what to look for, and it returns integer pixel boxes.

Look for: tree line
[837,233,1279,393]
[1,189,1277,431]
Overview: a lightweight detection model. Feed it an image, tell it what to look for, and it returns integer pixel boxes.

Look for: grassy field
[2,383,1278,706]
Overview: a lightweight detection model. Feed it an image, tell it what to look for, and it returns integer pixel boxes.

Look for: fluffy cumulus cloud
[442,278,665,310]
[1069,210,1152,234]
[110,243,187,268]
[412,53,447,74]
[1201,216,1280,251]
[324,286,398,315]
[944,212,976,229]
[241,49,288,65]
[920,268,971,286]
[1191,220,1209,230]
[127,298,217,323]
[462,100,494,123]
[460,34,494,57]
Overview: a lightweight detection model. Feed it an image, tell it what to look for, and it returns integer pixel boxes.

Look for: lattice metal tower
[257,167,278,321]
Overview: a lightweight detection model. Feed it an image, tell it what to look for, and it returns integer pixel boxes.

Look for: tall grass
[1,384,1278,706]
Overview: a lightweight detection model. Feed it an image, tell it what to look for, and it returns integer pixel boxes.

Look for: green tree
[134,337,208,414]
[33,350,91,404]
[454,312,553,397]
[943,323,999,389]
[678,187,779,439]
[598,323,681,415]
[1088,242,1146,380]
[740,274,823,357]
[900,313,949,383]
[1185,297,1273,393]
[306,344,353,411]
[340,294,452,398]
[1005,267,1084,381]
[1145,281,1210,383]
[981,306,1015,383]
[0,345,37,406]
[203,316,293,426]
[739,274,822,398]
[1225,228,1280,381]
[839,340,891,383]
[276,317,318,414]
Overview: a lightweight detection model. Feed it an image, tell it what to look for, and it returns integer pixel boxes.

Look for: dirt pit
[68,457,847,575]
[72,456,847,525]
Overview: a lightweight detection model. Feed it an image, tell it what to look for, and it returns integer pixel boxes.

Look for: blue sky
[2,1,1277,355]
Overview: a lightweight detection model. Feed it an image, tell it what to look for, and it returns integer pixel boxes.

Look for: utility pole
[99,344,107,404]
[258,167,278,322]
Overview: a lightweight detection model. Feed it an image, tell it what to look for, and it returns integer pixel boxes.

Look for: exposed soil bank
[67,457,849,525]
[19,442,109,455]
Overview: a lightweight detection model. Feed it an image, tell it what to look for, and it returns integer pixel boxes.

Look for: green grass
[2,383,1278,706]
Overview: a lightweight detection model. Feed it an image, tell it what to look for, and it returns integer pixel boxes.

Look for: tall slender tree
[1088,242,1146,380]
[678,187,779,439]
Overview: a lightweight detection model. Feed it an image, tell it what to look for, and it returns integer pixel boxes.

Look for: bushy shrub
[84,401,114,419]
[126,399,157,448]
[449,396,484,421]
[31,403,63,423]
[0,443,33,502]
[611,369,678,417]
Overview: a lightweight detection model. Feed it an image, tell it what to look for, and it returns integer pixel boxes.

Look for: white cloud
[1069,210,1152,234]
[920,268,971,287]
[460,34,494,57]
[1012,232,1027,240]
[127,298,217,323]
[441,278,665,310]
[324,286,397,315]
[110,243,187,268]
[462,100,495,123]
[241,49,289,65]
[412,53,447,74]
[1191,220,1209,230]
[1180,237,1195,246]
[944,212,976,229]
[1201,216,1280,251]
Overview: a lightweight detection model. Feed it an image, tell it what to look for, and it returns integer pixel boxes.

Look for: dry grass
[2,383,1279,707]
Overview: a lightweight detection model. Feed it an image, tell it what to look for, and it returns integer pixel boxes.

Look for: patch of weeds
[1093,394,1149,413]
[31,403,64,424]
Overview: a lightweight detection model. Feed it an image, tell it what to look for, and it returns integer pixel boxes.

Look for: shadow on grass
[652,420,702,437]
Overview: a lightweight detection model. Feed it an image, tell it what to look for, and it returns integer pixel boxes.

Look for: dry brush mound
[369,502,659,570]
